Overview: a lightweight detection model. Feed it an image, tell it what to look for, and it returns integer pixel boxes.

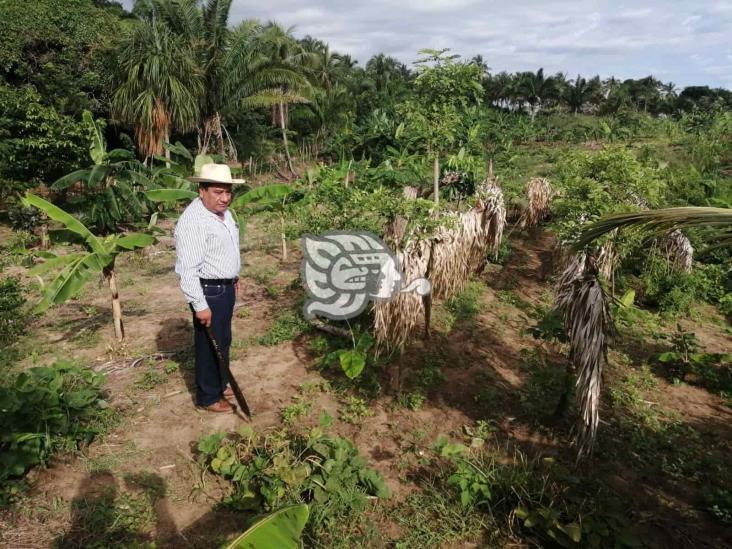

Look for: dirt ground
[1,222,730,548]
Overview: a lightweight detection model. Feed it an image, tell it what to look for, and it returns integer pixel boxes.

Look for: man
[174,163,244,413]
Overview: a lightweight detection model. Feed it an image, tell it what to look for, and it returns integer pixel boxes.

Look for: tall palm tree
[112,18,202,160]
[565,74,601,114]
[136,1,309,161]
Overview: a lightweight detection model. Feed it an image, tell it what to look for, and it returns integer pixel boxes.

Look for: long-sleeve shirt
[174,198,241,312]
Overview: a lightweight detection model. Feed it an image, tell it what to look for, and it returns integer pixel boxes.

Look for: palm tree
[515,68,561,120]
[134,1,311,162]
[574,207,732,249]
[112,18,202,161]
[565,74,601,114]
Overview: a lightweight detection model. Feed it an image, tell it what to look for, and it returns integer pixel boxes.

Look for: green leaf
[115,233,157,251]
[51,169,91,190]
[83,110,106,164]
[194,154,214,175]
[560,522,582,543]
[339,350,366,379]
[619,290,635,308]
[225,504,309,549]
[22,193,104,255]
[231,184,293,210]
[657,352,680,363]
[145,188,198,202]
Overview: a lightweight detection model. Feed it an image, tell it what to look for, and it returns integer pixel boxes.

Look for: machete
[203,324,252,419]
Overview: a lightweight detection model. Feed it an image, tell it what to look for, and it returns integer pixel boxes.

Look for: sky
[119,0,732,89]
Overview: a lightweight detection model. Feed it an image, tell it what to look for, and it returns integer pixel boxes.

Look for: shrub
[0,360,111,502]
[0,276,28,349]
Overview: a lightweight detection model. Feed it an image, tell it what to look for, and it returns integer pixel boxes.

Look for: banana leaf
[225,504,308,549]
[145,189,198,202]
[52,169,91,190]
[231,184,293,210]
[83,110,106,165]
[22,193,105,255]
[115,233,157,250]
[35,253,109,312]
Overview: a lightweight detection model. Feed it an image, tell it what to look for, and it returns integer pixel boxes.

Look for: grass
[445,281,484,322]
[256,310,310,346]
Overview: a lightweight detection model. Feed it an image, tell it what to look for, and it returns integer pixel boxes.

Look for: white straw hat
[188,163,245,184]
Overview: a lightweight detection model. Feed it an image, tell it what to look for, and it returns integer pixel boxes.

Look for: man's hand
[195,308,212,327]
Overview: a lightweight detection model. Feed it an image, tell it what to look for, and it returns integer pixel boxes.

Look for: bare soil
[1,222,730,548]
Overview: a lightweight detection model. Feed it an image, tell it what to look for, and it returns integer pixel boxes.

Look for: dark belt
[200,278,237,286]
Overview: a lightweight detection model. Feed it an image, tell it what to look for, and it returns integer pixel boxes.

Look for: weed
[135,367,165,390]
[339,396,373,424]
[257,311,310,346]
[445,281,484,321]
[243,264,278,286]
[236,306,251,319]
[496,289,533,312]
[397,392,426,411]
[162,360,178,375]
[0,361,112,503]
[281,395,312,424]
[197,425,389,544]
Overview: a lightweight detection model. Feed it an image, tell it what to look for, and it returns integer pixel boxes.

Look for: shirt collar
[193,197,229,222]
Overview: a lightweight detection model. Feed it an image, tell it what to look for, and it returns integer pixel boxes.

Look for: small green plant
[445,281,483,321]
[706,488,732,524]
[339,396,373,425]
[0,360,111,502]
[0,276,28,349]
[397,392,426,411]
[135,367,166,390]
[656,326,731,388]
[323,332,375,379]
[196,425,389,542]
[281,395,312,424]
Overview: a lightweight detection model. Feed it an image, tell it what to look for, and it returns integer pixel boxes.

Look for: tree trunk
[279,101,296,176]
[105,266,125,341]
[433,155,440,205]
[280,216,287,261]
[164,129,171,169]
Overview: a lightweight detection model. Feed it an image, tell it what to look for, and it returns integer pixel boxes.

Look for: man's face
[199,183,233,216]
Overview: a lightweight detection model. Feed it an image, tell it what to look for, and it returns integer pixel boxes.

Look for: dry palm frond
[520,177,554,229]
[135,97,171,157]
[554,253,614,458]
[596,239,617,281]
[373,238,431,356]
[374,177,506,353]
[574,207,732,250]
[662,229,694,272]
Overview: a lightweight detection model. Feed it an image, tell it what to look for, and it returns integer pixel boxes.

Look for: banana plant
[51,111,153,234]
[22,193,156,342]
[225,504,308,549]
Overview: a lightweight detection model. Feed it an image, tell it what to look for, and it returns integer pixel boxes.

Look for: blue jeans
[192,284,234,406]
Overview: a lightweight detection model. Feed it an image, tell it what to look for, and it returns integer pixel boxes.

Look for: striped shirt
[174,198,241,312]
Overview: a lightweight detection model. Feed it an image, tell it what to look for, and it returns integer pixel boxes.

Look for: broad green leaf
[83,110,106,164]
[225,504,309,549]
[115,233,157,250]
[22,193,104,255]
[194,154,214,175]
[231,184,293,210]
[619,289,635,308]
[657,352,680,363]
[339,350,366,379]
[29,252,85,277]
[51,169,91,190]
[559,522,582,543]
[145,189,198,202]
[35,253,108,312]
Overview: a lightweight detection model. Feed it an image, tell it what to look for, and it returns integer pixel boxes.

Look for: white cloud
[118,0,731,88]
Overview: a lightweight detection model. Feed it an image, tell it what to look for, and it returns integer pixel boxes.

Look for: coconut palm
[112,18,202,160]
[565,74,602,114]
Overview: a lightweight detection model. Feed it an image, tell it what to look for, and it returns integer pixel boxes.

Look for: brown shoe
[200,399,233,413]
